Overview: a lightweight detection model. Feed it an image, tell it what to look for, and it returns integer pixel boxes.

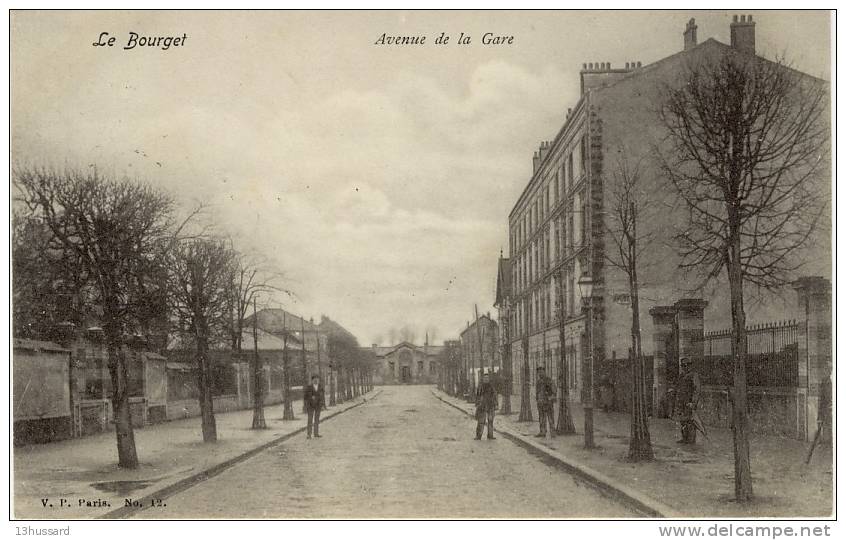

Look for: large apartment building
[503,15,830,416]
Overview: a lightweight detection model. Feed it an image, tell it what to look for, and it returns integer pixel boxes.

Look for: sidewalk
[13,390,379,519]
[435,390,832,518]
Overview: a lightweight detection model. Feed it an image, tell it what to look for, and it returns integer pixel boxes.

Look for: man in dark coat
[304,374,326,439]
[535,366,556,437]
[475,372,498,440]
[672,357,701,444]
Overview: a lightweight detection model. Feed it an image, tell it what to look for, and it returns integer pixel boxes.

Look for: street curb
[101,390,381,519]
[431,390,679,519]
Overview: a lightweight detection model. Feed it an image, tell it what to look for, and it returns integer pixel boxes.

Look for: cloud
[9,18,576,344]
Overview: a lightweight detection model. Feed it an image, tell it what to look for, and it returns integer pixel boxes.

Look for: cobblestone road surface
[139,386,635,518]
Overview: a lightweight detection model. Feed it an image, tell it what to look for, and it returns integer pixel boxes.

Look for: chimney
[683,18,697,50]
[730,14,756,55]
[532,151,540,174]
[579,61,636,95]
[538,141,551,164]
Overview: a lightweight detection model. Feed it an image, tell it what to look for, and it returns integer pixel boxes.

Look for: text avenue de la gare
[93,32,188,50]
[374,32,515,46]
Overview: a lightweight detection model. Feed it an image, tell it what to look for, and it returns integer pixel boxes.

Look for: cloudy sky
[11,10,831,345]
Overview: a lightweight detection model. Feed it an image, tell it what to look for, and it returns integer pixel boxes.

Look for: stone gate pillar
[794,276,832,441]
[649,306,676,418]
[674,299,709,362]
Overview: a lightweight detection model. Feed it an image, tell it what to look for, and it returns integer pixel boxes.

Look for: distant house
[368,340,442,385]
[459,314,501,389]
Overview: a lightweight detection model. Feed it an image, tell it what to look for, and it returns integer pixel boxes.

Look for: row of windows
[509,259,585,338]
[511,134,588,253]
[511,192,588,295]
[387,360,437,375]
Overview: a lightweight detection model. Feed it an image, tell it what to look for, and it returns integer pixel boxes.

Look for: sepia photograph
[8,8,834,524]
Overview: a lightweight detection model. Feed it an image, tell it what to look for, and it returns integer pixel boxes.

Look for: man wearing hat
[672,357,701,444]
[535,366,556,438]
[304,374,326,439]
[475,372,498,440]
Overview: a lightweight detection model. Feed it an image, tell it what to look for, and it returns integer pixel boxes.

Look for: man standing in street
[304,374,325,439]
[673,357,701,444]
[475,371,498,440]
[535,366,556,438]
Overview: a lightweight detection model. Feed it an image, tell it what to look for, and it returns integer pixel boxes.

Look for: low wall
[14,417,74,445]
[166,388,303,421]
[699,385,802,439]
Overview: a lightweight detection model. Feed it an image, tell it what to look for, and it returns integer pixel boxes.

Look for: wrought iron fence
[700,320,800,387]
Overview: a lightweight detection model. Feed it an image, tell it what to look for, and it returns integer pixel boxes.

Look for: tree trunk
[556,277,575,434]
[196,331,217,443]
[251,351,266,429]
[329,369,337,406]
[500,325,512,414]
[556,338,576,434]
[282,347,295,420]
[301,325,308,413]
[249,298,266,428]
[627,217,653,461]
[105,327,138,469]
[728,232,754,501]
[518,337,533,422]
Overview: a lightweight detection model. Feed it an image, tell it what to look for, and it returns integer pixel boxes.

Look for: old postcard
[9,9,833,524]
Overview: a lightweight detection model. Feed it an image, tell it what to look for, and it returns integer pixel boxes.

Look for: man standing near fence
[304,374,325,439]
[672,357,701,444]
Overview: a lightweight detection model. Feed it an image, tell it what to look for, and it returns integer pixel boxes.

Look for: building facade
[459,314,500,389]
[370,341,442,385]
[504,15,830,428]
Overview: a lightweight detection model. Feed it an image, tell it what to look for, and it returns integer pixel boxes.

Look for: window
[581,134,588,172]
[569,271,576,317]
[554,171,560,201]
[573,194,581,248]
[430,362,436,374]
[567,152,574,188]
[418,360,424,373]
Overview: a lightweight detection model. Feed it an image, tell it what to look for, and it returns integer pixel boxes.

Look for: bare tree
[168,238,236,443]
[14,168,176,468]
[603,152,655,461]
[517,333,533,422]
[225,251,288,429]
[12,211,94,338]
[658,52,828,500]
[554,269,576,435]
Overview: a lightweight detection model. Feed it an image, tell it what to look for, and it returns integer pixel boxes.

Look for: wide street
[136,385,635,518]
